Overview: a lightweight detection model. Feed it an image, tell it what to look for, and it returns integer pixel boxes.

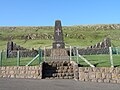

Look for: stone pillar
[52,20,65,49]
[7,41,13,57]
[7,41,13,51]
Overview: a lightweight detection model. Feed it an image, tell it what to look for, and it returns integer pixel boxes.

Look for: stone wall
[87,38,111,49]
[71,61,79,80]
[79,67,120,83]
[77,38,111,55]
[0,63,120,84]
[78,48,109,55]
[7,41,38,57]
[0,66,42,79]
[7,41,28,51]
[8,50,38,58]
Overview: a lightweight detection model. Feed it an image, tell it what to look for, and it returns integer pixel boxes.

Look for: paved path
[0,78,120,90]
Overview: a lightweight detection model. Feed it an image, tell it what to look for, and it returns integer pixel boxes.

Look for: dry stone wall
[77,38,111,55]
[0,66,42,79]
[0,62,120,84]
[71,61,79,80]
[8,50,38,58]
[79,67,120,83]
[87,38,111,49]
[7,41,38,57]
[78,48,109,55]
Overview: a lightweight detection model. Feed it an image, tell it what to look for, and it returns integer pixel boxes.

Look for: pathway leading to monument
[0,78,120,90]
[42,20,72,79]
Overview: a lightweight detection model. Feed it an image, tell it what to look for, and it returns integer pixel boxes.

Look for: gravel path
[0,78,120,90]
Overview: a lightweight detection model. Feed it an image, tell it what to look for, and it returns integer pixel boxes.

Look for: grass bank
[0,25,120,50]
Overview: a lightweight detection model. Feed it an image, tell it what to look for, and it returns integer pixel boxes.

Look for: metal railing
[1,46,120,67]
[0,48,43,66]
[70,46,120,67]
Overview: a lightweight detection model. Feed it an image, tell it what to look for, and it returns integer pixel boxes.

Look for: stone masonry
[79,67,120,83]
[42,61,74,79]
[0,64,120,84]
[41,20,72,79]
[0,66,42,79]
[7,41,38,58]
[52,20,65,49]
[49,49,69,61]
[77,38,111,55]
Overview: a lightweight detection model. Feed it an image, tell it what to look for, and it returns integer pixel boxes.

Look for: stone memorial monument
[52,20,65,48]
[50,20,69,61]
[42,20,74,79]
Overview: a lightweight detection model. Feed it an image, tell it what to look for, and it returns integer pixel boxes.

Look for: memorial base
[52,42,65,49]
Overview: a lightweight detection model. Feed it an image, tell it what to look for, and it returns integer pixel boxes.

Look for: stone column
[52,20,65,49]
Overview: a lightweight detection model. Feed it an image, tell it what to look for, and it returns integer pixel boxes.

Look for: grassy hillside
[0,24,120,50]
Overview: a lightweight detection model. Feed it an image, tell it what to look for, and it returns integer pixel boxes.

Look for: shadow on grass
[93,61,107,67]
[78,61,106,67]
[114,65,120,67]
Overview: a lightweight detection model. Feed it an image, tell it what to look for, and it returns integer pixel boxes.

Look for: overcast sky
[0,0,120,26]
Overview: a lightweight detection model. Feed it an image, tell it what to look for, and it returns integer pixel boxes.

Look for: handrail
[26,54,39,66]
[78,54,95,67]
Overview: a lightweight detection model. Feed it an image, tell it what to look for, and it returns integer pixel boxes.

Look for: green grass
[0,25,120,67]
[0,26,120,50]
[1,54,120,67]
[72,54,120,67]
[0,51,43,66]
[1,57,43,66]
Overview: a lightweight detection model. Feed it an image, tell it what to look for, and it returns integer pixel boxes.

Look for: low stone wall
[0,65,120,84]
[8,50,38,58]
[77,38,111,55]
[71,61,79,80]
[7,41,38,58]
[0,66,42,79]
[79,67,120,83]
[78,48,109,55]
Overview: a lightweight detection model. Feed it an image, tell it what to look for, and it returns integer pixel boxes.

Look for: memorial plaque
[52,20,65,48]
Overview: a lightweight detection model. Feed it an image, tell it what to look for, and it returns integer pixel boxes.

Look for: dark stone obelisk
[52,20,65,48]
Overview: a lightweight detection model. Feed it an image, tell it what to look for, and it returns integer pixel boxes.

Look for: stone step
[44,73,74,79]
[44,69,73,74]
[45,76,74,79]
[44,61,72,66]
[42,61,74,79]
[43,66,73,70]
[44,72,74,77]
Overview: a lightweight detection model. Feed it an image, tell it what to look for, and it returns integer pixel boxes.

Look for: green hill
[0,24,120,50]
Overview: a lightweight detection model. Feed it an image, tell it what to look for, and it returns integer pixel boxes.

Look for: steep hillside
[0,24,120,50]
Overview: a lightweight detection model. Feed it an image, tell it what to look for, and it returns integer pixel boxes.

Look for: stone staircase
[42,61,74,79]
